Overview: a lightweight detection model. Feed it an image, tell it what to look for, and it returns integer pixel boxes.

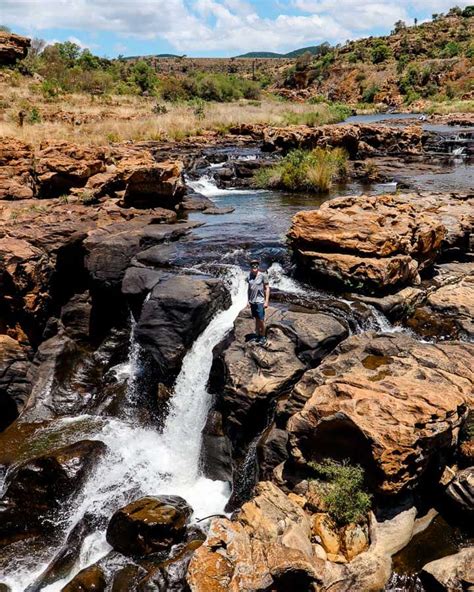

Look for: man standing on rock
[247,258,270,345]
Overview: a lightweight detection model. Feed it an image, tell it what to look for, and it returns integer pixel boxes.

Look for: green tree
[462,6,474,17]
[371,41,391,64]
[57,41,81,65]
[131,60,157,93]
[0,25,11,32]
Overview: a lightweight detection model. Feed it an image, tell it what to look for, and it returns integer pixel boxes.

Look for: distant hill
[236,45,330,59]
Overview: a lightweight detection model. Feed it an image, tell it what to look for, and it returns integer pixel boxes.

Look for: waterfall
[4,266,247,592]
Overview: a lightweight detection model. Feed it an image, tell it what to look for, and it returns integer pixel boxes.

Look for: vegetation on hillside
[309,459,372,526]
[253,147,348,192]
[280,8,474,106]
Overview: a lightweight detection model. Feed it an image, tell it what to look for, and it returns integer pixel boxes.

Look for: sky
[1,0,471,58]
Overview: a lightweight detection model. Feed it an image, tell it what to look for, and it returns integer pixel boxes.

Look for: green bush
[131,60,157,94]
[371,41,391,64]
[309,459,372,526]
[253,147,348,193]
[441,41,461,57]
[362,83,379,103]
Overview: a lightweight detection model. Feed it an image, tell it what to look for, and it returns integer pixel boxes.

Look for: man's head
[250,258,259,272]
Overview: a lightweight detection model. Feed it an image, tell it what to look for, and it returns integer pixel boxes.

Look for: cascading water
[3,266,247,592]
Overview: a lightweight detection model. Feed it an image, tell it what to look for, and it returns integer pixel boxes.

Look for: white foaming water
[267,262,316,296]
[5,266,247,592]
[187,173,266,197]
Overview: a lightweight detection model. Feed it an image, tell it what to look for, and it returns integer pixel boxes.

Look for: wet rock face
[135,273,231,381]
[288,192,452,294]
[0,336,30,431]
[446,467,474,515]
[287,332,474,495]
[106,496,192,556]
[61,565,106,592]
[0,440,106,549]
[0,32,30,65]
[421,548,474,591]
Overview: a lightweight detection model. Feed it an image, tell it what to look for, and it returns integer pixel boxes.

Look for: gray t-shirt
[247,271,269,304]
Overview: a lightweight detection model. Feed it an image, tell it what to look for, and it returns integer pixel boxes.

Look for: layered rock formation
[287,332,473,495]
[232,123,424,157]
[288,191,472,293]
[0,32,30,65]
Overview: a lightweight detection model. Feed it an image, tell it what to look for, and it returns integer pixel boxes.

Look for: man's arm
[264,283,270,308]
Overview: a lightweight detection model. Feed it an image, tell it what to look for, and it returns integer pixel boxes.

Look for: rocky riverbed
[0,117,473,591]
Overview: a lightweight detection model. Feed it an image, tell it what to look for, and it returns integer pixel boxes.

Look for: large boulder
[0,440,106,549]
[0,335,30,430]
[421,548,474,591]
[287,332,473,495]
[135,273,230,380]
[187,481,322,592]
[288,193,449,294]
[0,138,35,200]
[35,143,108,197]
[61,565,106,592]
[0,32,30,65]
[106,496,192,556]
[211,306,347,449]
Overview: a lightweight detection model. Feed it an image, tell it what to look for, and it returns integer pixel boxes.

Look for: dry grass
[0,77,344,147]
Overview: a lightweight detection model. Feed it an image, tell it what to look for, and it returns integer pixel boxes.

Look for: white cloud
[2,0,472,55]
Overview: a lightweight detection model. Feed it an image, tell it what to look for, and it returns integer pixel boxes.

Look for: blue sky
[2,0,471,57]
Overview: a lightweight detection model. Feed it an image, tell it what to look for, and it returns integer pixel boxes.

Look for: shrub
[309,459,372,526]
[441,41,461,57]
[131,60,157,94]
[371,41,391,64]
[253,147,348,193]
[362,83,379,103]
[27,106,41,124]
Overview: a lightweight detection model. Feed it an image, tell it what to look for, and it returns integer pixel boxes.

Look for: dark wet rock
[121,267,163,319]
[121,160,185,209]
[0,585,11,592]
[201,409,233,482]
[61,565,106,592]
[84,221,196,290]
[60,292,92,342]
[181,190,214,211]
[21,327,129,421]
[210,306,347,452]
[0,440,106,549]
[136,273,230,381]
[446,467,474,515]
[421,548,474,591]
[203,206,235,215]
[111,565,146,591]
[26,513,105,592]
[0,335,30,431]
[132,243,181,268]
[106,496,192,557]
[287,332,473,496]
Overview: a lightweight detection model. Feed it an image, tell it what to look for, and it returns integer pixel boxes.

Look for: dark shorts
[250,302,265,320]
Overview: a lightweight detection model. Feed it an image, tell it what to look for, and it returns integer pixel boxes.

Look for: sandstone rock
[311,513,341,555]
[287,332,474,495]
[288,192,448,293]
[0,335,30,431]
[421,548,474,591]
[0,440,106,549]
[0,32,30,65]
[212,306,347,447]
[136,273,230,381]
[61,565,106,592]
[120,159,185,209]
[106,496,192,556]
[187,482,323,592]
[36,143,108,197]
[446,467,474,515]
[342,523,369,561]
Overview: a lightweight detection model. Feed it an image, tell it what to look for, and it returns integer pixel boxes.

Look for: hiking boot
[257,336,267,346]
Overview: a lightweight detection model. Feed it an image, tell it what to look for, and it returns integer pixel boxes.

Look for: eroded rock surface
[421,548,474,591]
[0,335,30,430]
[287,332,473,495]
[288,191,472,294]
[0,32,30,65]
